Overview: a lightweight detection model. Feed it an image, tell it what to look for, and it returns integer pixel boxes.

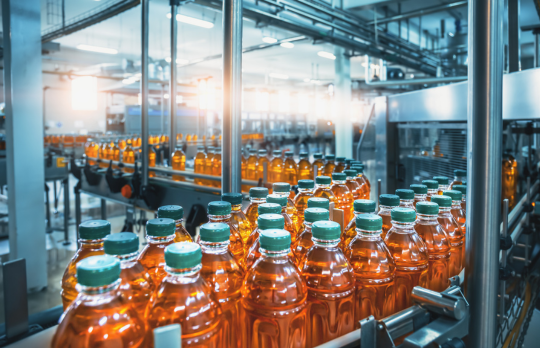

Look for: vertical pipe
[141,0,150,185]
[169,2,178,156]
[75,188,81,249]
[222,0,243,193]
[101,199,107,220]
[499,199,508,324]
[507,0,520,72]
[466,0,504,346]
[334,46,352,158]
[62,178,70,245]
[535,32,539,68]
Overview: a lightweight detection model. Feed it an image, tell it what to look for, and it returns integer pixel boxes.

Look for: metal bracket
[500,235,513,250]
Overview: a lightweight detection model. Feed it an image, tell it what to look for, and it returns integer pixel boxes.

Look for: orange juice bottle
[241,151,248,192]
[454,185,467,215]
[434,176,450,195]
[267,194,298,242]
[431,195,464,277]
[273,182,298,225]
[99,139,111,168]
[342,199,376,251]
[330,173,354,224]
[207,201,245,268]
[283,151,298,185]
[246,149,258,183]
[346,214,395,323]
[312,153,325,175]
[294,179,315,229]
[396,189,415,209]
[257,149,270,181]
[269,150,283,182]
[118,137,127,150]
[450,169,467,189]
[334,156,346,173]
[146,243,222,347]
[422,180,439,201]
[243,187,268,228]
[212,148,222,188]
[384,208,428,312]
[414,202,451,292]
[502,153,518,209]
[313,176,337,205]
[204,146,215,186]
[245,211,284,269]
[111,140,120,169]
[194,145,206,185]
[378,194,400,239]
[301,220,355,346]
[351,164,370,197]
[122,140,135,174]
[171,145,186,181]
[148,145,156,178]
[103,232,154,318]
[222,193,252,245]
[157,205,192,242]
[84,138,99,165]
[61,220,110,309]
[293,207,330,266]
[52,256,145,348]
[322,154,336,176]
[298,152,313,180]
[356,163,371,191]
[444,190,466,266]
[245,203,282,250]
[199,223,244,348]
[344,158,354,170]
[410,184,428,208]
[241,229,307,347]
[137,218,176,287]
[344,169,362,200]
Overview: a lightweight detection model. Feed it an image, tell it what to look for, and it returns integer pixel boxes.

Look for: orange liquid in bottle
[122,141,135,174]
[212,149,222,188]
[432,195,464,277]
[283,151,298,185]
[444,190,467,268]
[350,166,370,199]
[148,145,156,178]
[111,141,120,169]
[293,180,314,230]
[322,155,336,176]
[377,194,400,240]
[246,150,258,184]
[245,211,284,269]
[257,149,270,182]
[269,150,284,183]
[410,184,428,208]
[157,205,193,242]
[222,193,252,245]
[194,146,206,185]
[301,221,355,346]
[244,187,268,229]
[267,194,298,242]
[298,152,313,181]
[502,153,518,209]
[333,157,346,173]
[453,185,467,217]
[84,139,99,165]
[172,145,186,181]
[204,147,215,186]
[100,140,111,168]
[292,208,329,267]
[273,183,298,227]
[241,153,248,192]
[207,201,246,268]
[342,199,376,251]
[313,176,337,206]
[331,173,354,224]
[344,170,362,200]
[312,153,325,175]
[449,170,466,189]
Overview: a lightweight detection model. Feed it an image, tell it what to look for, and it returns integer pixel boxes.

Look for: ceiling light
[166,13,214,28]
[77,44,117,54]
[318,51,336,60]
[262,37,278,44]
[280,42,294,48]
[269,72,288,80]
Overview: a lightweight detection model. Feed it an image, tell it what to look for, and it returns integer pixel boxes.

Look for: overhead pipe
[367,1,468,26]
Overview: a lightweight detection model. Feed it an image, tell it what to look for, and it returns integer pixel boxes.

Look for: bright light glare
[280,42,294,48]
[164,94,170,99]
[262,37,278,44]
[269,72,289,80]
[256,91,270,112]
[165,57,190,64]
[279,91,290,113]
[298,94,309,114]
[72,76,97,111]
[317,51,336,60]
[303,78,311,82]
[166,13,214,28]
[198,80,216,110]
[77,44,117,55]
[316,97,327,118]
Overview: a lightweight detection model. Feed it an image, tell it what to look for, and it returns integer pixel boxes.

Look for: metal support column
[100,199,107,220]
[222,0,243,193]
[141,0,150,185]
[2,0,48,291]
[62,178,70,245]
[74,186,81,248]
[466,0,504,346]
[334,47,352,158]
[169,0,179,156]
[534,30,540,68]
[507,0,520,72]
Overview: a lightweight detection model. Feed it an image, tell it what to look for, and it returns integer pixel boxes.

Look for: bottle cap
[396,189,414,200]
[345,158,354,165]
[422,180,439,189]
[299,152,308,158]
[443,190,463,201]
[273,182,290,193]
[259,229,291,251]
[332,173,346,181]
[416,201,439,215]
[197,145,205,150]
[258,203,281,215]
[157,205,184,220]
[325,154,335,160]
[284,151,294,157]
[336,156,346,162]
[79,220,111,240]
[258,214,285,230]
[454,169,467,177]
[304,207,330,223]
[222,192,243,205]
[258,149,267,155]
[313,153,323,159]
[266,194,287,207]
[391,207,416,222]
[208,201,232,216]
[77,255,120,287]
[250,187,269,198]
[146,218,175,237]
[298,179,314,189]
[104,232,139,256]
[316,176,331,185]
[354,199,376,213]
[351,161,363,166]
[351,165,364,174]
[312,221,341,240]
[454,185,467,196]
[200,222,230,243]
[379,194,400,207]
[434,176,449,185]
[410,184,428,194]
[249,149,256,154]
[431,195,452,207]
[356,214,383,231]
[273,150,282,156]
[344,169,357,177]
[308,197,330,210]
[165,242,201,269]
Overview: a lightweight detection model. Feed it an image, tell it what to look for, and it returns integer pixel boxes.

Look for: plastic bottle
[157,205,193,242]
[269,149,284,183]
[52,256,146,348]
[350,166,370,199]
[384,208,428,312]
[99,139,111,168]
[422,180,439,201]
[171,145,186,181]
[222,192,252,245]
[312,153,325,174]
[241,229,307,347]
[122,139,135,174]
[118,137,127,150]
[298,152,313,181]
[111,140,120,169]
[137,218,176,287]
[433,176,450,195]
[205,146,215,185]
[301,221,355,346]
[246,149,259,184]
[146,243,222,347]
[344,169,362,200]
[104,232,154,317]
[245,211,285,269]
[431,195,463,277]
[322,154,336,176]
[377,194,400,239]
[293,207,330,267]
[449,169,467,189]
[342,199,376,251]
[194,145,207,185]
[410,184,428,208]
[148,145,156,178]
[257,149,270,182]
[502,153,518,209]
[330,173,354,224]
[313,176,337,205]
[294,179,315,230]
[212,148,222,188]
[199,223,244,348]
[207,201,245,268]
[283,151,298,185]
[267,194,298,242]
[443,190,466,267]
[241,151,248,193]
[356,164,371,191]
[344,158,354,170]
[414,202,451,292]
[244,187,269,228]
[61,220,111,309]
[333,156,346,173]
[85,138,99,165]
[396,189,415,209]
[454,185,467,216]
[346,214,395,323]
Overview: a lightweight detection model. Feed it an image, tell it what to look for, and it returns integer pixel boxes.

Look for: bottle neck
[414,194,427,200]
[455,175,466,182]
[312,237,340,247]
[390,220,416,231]
[114,252,139,264]
[200,240,230,254]
[333,180,346,185]
[416,213,439,223]
[451,201,462,208]
[78,239,105,248]
[273,192,288,198]
[438,184,449,191]
[356,173,364,178]
[354,210,375,216]
[346,177,356,181]
[78,279,121,296]
[298,188,314,193]
[439,206,452,214]
[303,221,313,231]
[208,214,232,223]
[316,183,331,189]
[146,234,175,244]
[355,227,383,239]
[165,264,203,279]
[230,203,242,212]
[400,199,414,205]
[379,204,397,213]
[427,188,438,195]
[260,248,289,258]
[250,197,266,204]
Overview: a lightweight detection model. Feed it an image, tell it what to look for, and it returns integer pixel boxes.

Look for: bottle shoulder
[302,246,355,292]
[384,228,429,264]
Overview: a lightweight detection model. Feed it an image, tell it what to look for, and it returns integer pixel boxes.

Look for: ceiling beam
[366,1,467,25]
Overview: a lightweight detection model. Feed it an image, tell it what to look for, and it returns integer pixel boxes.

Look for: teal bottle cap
[258,149,267,155]
[266,194,287,207]
[416,201,439,215]
[146,218,175,237]
[299,152,308,158]
[354,199,376,213]
[410,184,428,194]
[208,201,232,216]
[344,169,358,177]
[391,207,416,223]
[304,207,330,223]
[434,176,450,185]
[312,221,341,240]
[332,173,346,181]
[443,190,463,201]
[258,213,285,230]
[77,255,120,287]
[351,165,364,174]
[250,187,269,198]
[325,154,335,160]
[104,232,139,256]
[157,205,184,220]
[79,220,111,240]
[379,194,400,207]
[396,189,414,200]
[308,197,330,210]
[258,203,282,215]
[164,242,201,269]
[454,169,467,177]
[356,214,383,232]
[431,195,452,207]
[351,161,363,166]
[316,176,331,185]
[273,150,282,156]
[284,151,294,157]
[313,153,323,159]
[298,179,315,189]
[345,158,354,165]
[259,229,291,251]
[454,185,467,196]
[200,222,230,243]
[273,182,290,193]
[422,180,439,189]
[336,156,346,162]
[197,145,205,150]
[222,192,243,205]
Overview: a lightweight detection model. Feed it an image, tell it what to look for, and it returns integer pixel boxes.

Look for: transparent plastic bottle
[111,140,120,169]
[61,220,111,309]
[294,179,315,230]
[331,173,354,224]
[157,205,193,242]
[283,151,298,185]
[434,176,450,195]
[245,211,285,269]
[333,156,346,173]
[449,169,467,189]
[301,221,355,346]
[118,137,127,150]
[241,229,307,347]
[99,139,111,168]
[199,223,244,348]
[52,256,146,348]
[194,145,207,185]
[104,232,154,318]
[313,176,337,205]
[344,169,362,200]
[346,214,395,323]
[354,163,371,191]
[410,184,428,208]
[322,154,336,176]
[298,152,313,181]
[267,194,298,242]
[414,202,451,292]
[344,158,354,170]
[273,182,297,225]
[207,201,245,268]
[384,208,428,312]
[350,166,370,199]
[342,199,376,251]
[122,139,136,174]
[378,194,400,240]
[396,189,415,210]
[502,153,518,209]
[431,195,464,277]
[312,153,325,174]
[84,138,99,165]
[243,187,269,228]
[137,218,176,287]
[422,180,439,201]
[204,146,215,185]
[212,148,222,188]
[171,144,186,181]
[246,149,259,184]
[443,190,466,267]
[454,185,467,216]
[146,243,222,347]
[293,207,330,267]
[269,149,284,183]
[241,151,248,192]
[222,193,252,245]
[148,144,156,178]
[257,149,270,182]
